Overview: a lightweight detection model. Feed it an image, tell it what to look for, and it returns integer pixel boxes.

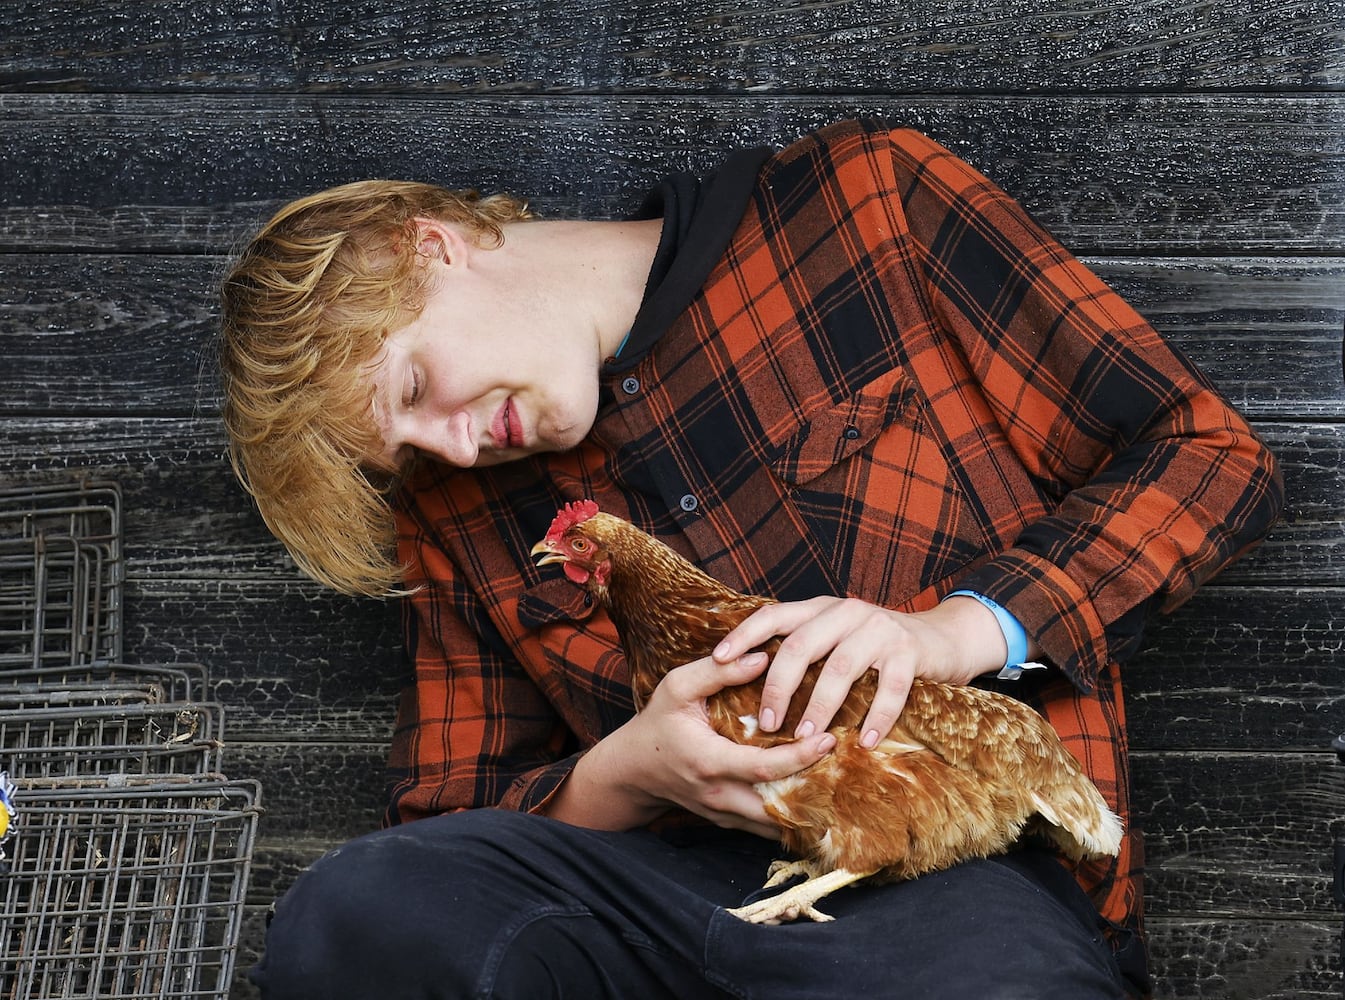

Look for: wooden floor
[2,4,1343,997]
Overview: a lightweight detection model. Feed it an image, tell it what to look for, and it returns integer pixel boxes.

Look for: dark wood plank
[3,254,1342,419]
[1098,258,1345,422]
[1127,586,1345,752]
[0,1,1337,95]
[0,95,1340,254]
[127,579,403,742]
[226,742,388,841]
[220,746,1345,922]
[122,580,1345,749]
[1145,916,1344,999]
[0,420,1340,585]
[0,418,1338,589]
[1133,751,1345,916]
[0,417,295,578]
[1226,423,1345,588]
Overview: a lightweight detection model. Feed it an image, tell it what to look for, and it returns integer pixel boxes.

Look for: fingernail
[739,651,766,668]
[816,733,837,754]
[861,729,880,749]
[760,707,776,731]
[713,641,730,660]
[796,720,815,739]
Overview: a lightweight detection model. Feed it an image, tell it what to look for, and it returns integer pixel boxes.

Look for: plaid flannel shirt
[387,120,1283,943]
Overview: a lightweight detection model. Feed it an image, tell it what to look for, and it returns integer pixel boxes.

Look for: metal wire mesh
[0,775,261,1000]
[0,482,124,667]
[0,663,209,705]
[0,484,259,1000]
[0,702,225,779]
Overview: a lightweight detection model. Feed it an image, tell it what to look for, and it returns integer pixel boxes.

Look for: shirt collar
[604,144,773,373]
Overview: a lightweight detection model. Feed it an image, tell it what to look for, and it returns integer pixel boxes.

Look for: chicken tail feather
[1030,785,1124,860]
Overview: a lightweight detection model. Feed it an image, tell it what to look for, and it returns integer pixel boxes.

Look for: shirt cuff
[944,589,1029,668]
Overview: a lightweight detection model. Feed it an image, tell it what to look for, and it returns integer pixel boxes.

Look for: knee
[251,815,524,999]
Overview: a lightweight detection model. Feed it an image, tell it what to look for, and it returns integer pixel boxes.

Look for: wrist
[932,592,1033,680]
[541,724,667,830]
[944,590,1029,669]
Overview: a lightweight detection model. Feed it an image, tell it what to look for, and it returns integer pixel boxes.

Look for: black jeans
[250,810,1138,999]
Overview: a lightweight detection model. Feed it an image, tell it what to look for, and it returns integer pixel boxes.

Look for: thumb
[667,651,769,702]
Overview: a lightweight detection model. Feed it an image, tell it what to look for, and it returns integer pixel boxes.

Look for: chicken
[531,499,1123,924]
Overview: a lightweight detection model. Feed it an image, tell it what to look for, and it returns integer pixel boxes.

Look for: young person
[220,119,1282,998]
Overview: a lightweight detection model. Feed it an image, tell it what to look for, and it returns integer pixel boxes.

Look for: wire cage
[0,662,210,706]
[0,482,124,668]
[0,775,262,1000]
[0,702,225,780]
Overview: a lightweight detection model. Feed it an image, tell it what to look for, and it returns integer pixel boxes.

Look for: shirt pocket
[769,367,919,486]
[516,577,596,629]
[516,578,633,726]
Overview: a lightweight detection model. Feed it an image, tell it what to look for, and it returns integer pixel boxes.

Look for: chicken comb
[545,499,600,544]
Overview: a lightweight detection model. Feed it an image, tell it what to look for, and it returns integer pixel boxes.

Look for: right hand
[543,653,836,839]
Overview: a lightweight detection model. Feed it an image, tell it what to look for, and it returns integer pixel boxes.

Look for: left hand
[711,595,1019,747]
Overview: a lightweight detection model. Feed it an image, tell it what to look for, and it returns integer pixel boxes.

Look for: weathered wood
[226,742,388,839]
[0,0,1337,95]
[221,742,1344,917]
[3,254,1342,419]
[127,579,403,741]
[1,95,1341,254]
[2,417,1338,584]
[1127,586,1345,752]
[1133,751,1345,915]
[1144,916,1345,999]
[119,580,1345,748]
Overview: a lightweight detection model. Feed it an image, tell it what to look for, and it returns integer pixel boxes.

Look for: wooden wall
[2,4,1342,997]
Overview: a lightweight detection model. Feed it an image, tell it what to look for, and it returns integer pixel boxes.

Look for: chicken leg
[727,866,875,924]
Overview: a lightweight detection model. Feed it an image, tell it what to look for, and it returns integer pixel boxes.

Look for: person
[218,118,1283,999]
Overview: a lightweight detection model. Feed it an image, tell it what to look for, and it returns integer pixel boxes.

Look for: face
[361,231,604,473]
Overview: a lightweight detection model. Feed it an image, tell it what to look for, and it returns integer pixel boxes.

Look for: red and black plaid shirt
[388,120,1282,940]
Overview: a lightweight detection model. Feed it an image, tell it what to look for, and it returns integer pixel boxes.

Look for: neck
[501,218,663,360]
[599,546,767,690]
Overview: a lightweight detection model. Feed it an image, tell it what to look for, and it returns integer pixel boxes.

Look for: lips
[492,399,523,450]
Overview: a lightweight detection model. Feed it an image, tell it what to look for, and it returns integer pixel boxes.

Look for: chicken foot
[727,866,874,924]
[762,857,820,888]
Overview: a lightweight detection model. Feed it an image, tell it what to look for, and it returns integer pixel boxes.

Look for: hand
[545,652,836,838]
[711,595,1020,749]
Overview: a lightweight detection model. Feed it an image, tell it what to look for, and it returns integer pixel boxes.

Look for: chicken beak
[530,540,567,567]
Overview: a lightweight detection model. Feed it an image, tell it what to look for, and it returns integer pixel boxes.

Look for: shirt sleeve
[384,501,581,825]
[883,127,1284,688]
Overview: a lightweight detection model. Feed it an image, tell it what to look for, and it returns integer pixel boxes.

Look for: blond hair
[218,180,534,596]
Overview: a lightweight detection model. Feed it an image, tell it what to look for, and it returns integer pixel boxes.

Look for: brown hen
[531,500,1122,924]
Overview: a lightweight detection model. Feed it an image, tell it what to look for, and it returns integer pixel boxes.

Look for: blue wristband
[945,590,1029,669]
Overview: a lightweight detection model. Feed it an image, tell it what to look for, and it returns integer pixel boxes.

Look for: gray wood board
[2,254,1342,419]
[1,95,1341,254]
[1,1,1339,94]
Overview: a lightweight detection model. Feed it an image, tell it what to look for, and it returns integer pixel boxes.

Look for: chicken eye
[570,538,590,553]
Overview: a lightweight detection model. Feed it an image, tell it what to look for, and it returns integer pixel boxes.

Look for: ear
[410,216,472,270]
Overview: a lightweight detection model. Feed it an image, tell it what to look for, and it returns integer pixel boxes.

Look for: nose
[407,410,478,468]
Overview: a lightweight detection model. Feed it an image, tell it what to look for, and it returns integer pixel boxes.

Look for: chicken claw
[727,867,872,924]
[762,858,819,888]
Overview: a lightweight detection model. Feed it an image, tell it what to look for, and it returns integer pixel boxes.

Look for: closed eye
[406,367,422,407]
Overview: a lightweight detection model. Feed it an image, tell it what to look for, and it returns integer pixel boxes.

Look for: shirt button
[621,376,640,395]
[843,425,861,440]
[678,494,699,512]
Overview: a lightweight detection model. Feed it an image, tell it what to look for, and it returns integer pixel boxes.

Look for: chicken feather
[532,501,1122,924]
